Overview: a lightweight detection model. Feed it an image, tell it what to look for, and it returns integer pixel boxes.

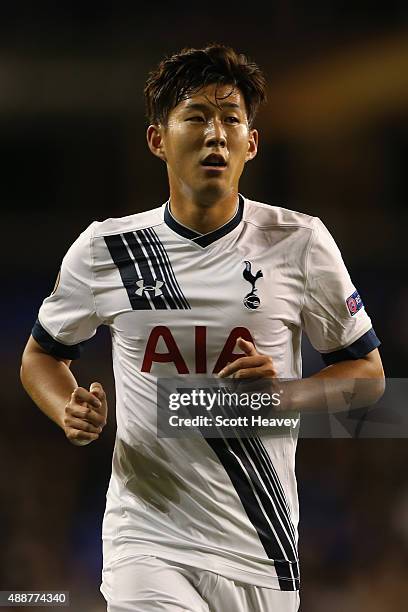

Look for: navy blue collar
[164,194,244,247]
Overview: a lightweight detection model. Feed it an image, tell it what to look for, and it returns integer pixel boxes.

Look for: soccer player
[20,44,384,612]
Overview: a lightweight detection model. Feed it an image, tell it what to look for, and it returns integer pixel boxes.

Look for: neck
[168,190,239,234]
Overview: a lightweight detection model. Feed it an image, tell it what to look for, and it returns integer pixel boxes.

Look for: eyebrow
[182,102,241,111]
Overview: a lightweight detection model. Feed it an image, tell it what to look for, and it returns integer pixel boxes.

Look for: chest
[95,237,305,375]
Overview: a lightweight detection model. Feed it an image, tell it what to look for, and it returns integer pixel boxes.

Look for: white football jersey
[33,195,379,591]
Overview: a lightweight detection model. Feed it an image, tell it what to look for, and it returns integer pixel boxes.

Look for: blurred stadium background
[2,2,408,610]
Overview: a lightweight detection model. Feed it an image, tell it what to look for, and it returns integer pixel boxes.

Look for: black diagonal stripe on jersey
[228,437,299,574]
[220,402,299,570]
[241,438,299,567]
[217,398,298,547]
[274,561,300,591]
[104,234,150,310]
[252,438,297,542]
[147,227,190,309]
[145,227,188,310]
[123,231,168,310]
[206,437,298,591]
[146,227,191,309]
[135,229,178,310]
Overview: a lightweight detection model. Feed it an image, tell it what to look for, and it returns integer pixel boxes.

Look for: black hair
[144,43,267,127]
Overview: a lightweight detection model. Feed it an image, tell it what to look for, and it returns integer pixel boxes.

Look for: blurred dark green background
[2,2,408,610]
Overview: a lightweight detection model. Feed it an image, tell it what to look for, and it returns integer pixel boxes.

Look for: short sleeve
[32,222,103,359]
[301,218,380,365]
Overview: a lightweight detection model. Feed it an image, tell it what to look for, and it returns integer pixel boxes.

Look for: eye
[186,116,205,122]
[225,116,240,124]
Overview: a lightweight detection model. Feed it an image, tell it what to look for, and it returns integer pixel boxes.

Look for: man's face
[147,83,258,203]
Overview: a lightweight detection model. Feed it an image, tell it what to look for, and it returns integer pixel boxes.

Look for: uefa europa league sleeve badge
[242,261,263,310]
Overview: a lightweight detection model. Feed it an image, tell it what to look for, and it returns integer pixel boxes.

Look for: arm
[289,346,385,412]
[22,222,108,443]
[21,335,107,445]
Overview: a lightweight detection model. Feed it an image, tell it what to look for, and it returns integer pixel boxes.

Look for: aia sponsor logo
[141,326,255,374]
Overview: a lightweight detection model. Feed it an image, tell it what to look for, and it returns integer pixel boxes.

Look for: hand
[63,382,107,446]
[218,338,277,379]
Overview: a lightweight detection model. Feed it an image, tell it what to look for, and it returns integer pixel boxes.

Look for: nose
[204,119,226,148]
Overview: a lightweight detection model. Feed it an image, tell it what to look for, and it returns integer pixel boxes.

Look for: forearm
[20,350,78,429]
[285,351,385,413]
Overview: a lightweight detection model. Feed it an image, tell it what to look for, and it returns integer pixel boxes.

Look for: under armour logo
[135,279,165,297]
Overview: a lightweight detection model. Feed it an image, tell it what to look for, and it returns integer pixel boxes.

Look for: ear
[245,128,258,162]
[146,124,167,161]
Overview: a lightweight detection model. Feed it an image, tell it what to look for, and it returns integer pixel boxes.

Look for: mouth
[200,153,227,169]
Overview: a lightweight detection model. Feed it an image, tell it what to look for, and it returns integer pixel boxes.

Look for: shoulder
[90,205,164,238]
[62,206,165,267]
[243,197,317,231]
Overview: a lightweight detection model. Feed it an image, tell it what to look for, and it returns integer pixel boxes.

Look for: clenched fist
[63,382,107,446]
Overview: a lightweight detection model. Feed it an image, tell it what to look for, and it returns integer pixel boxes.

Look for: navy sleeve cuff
[320,328,381,366]
[31,319,87,360]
